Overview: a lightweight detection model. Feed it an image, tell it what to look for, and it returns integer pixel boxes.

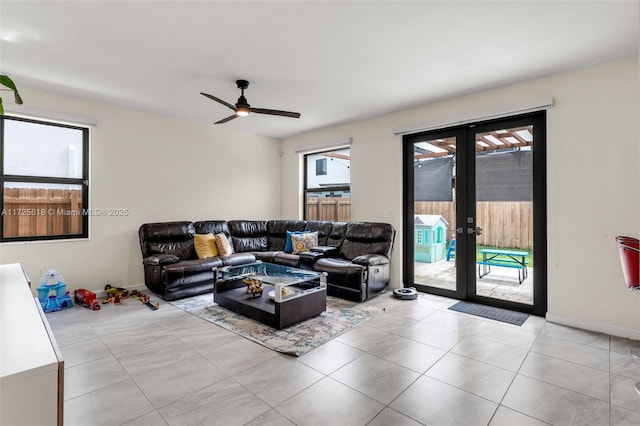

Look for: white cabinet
[1,263,63,426]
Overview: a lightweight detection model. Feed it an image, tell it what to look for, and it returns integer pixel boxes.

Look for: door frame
[402,111,547,316]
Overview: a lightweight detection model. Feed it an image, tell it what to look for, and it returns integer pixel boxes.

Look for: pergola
[414,125,533,159]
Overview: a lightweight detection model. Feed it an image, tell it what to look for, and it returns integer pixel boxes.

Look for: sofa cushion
[273,252,300,268]
[251,251,279,263]
[304,221,333,246]
[267,220,306,251]
[339,222,395,260]
[138,221,196,260]
[142,253,180,266]
[194,233,219,259]
[327,222,348,248]
[220,252,257,266]
[228,220,268,252]
[163,258,223,273]
[163,258,223,293]
[193,220,231,237]
[353,254,390,266]
[313,258,366,290]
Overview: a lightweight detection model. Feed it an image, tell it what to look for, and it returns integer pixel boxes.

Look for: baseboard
[545,313,640,341]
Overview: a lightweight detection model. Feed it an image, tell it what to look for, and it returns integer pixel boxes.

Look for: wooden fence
[306,197,351,222]
[415,201,533,249]
[3,188,83,237]
[307,198,532,249]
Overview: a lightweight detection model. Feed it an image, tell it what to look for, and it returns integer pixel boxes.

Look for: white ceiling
[1,1,638,139]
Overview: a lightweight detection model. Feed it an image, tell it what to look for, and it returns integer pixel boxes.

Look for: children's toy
[131,289,159,310]
[74,289,100,310]
[37,270,73,313]
[102,284,129,304]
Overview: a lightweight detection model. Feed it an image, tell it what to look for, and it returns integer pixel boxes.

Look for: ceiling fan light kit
[236,106,250,117]
[201,79,301,124]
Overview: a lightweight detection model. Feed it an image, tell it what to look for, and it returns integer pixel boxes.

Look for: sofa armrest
[143,254,180,266]
[310,246,339,256]
[352,254,390,266]
[299,251,326,269]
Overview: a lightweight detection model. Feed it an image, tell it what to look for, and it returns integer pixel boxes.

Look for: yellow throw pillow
[215,233,234,256]
[194,233,218,259]
[292,231,319,255]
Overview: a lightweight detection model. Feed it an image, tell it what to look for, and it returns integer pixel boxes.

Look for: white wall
[0,88,281,294]
[281,56,640,337]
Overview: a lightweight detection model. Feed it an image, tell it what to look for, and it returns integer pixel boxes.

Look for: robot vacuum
[393,287,418,300]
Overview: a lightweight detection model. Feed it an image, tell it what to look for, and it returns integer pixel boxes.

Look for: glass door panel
[412,136,458,293]
[473,125,534,305]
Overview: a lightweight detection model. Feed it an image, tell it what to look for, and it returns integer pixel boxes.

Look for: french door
[403,112,547,316]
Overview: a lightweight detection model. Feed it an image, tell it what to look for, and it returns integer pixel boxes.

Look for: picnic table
[477,248,529,284]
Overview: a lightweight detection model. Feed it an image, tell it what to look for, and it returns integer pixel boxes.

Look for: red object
[615,236,639,290]
[74,289,101,310]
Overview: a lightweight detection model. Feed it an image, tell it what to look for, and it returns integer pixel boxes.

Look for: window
[1,116,89,241]
[303,147,350,221]
[315,158,327,176]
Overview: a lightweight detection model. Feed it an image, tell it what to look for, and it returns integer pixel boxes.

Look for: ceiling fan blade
[200,92,236,111]
[250,108,301,119]
[214,114,238,124]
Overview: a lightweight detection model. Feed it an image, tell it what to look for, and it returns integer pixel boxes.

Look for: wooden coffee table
[213,262,327,329]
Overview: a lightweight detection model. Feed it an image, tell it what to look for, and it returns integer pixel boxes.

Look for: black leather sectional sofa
[138,220,395,302]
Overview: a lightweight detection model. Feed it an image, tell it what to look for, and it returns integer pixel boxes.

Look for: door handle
[467,226,483,236]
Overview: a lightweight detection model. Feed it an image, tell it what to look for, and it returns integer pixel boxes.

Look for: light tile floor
[47,291,640,426]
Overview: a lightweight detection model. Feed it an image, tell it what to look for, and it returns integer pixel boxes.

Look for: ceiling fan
[201,80,301,124]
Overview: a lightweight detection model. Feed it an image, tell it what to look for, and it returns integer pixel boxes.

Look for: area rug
[170,294,380,356]
[448,301,529,326]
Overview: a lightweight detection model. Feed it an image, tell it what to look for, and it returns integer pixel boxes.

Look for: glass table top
[217,262,323,286]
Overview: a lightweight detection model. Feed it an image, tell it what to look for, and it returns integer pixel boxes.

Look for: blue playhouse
[37,270,73,313]
[414,214,449,263]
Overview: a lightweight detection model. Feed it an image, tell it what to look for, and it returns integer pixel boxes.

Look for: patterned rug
[170,294,380,356]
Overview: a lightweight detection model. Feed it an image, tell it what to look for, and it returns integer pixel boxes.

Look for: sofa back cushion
[138,221,196,260]
[327,222,348,248]
[267,220,306,251]
[339,222,395,260]
[228,220,268,252]
[194,221,234,255]
[193,220,231,237]
[304,221,333,246]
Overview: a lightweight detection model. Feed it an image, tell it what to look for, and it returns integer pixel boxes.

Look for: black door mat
[448,301,529,326]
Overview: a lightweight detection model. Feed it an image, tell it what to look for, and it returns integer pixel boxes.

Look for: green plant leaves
[0,74,23,115]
